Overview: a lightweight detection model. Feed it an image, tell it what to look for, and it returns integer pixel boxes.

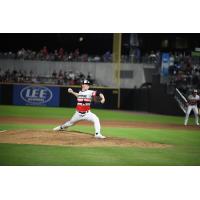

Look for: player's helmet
[81,79,90,85]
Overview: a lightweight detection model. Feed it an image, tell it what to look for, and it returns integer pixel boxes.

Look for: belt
[78,111,88,114]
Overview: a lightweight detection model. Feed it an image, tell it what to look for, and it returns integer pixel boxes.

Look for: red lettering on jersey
[77,98,91,102]
[76,105,90,112]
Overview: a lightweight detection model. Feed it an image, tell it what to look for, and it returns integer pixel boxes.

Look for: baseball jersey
[188,94,200,105]
[76,90,96,112]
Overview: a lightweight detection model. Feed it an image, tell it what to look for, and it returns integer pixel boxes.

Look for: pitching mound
[0,130,171,148]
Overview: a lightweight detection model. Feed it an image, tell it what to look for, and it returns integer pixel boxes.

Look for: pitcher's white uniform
[53,81,106,139]
[62,90,101,133]
[184,92,200,126]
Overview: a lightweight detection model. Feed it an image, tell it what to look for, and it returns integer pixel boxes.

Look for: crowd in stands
[167,53,200,94]
[0,47,111,62]
[0,46,159,64]
[0,68,95,86]
[1,46,199,90]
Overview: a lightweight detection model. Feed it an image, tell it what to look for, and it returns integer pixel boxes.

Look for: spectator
[36,49,43,60]
[169,53,175,67]
[87,72,93,84]
[103,51,111,62]
[185,63,193,75]
[52,70,57,79]
[17,48,26,59]
[169,55,175,76]
[54,49,59,60]
[135,47,141,63]
[73,48,80,61]
[79,72,85,81]
[58,70,64,78]
[12,69,18,82]
[29,70,33,77]
[0,68,3,82]
[68,71,75,85]
[149,51,156,63]
[63,52,69,61]
[57,70,64,85]
[17,70,24,83]
[63,71,68,84]
[32,74,38,84]
[68,52,73,61]
[93,55,101,62]
[74,71,80,84]
[58,48,64,60]
[41,46,48,59]
[81,53,88,62]
[5,69,11,82]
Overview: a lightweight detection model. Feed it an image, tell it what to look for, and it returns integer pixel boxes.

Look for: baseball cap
[81,79,90,85]
[193,89,198,93]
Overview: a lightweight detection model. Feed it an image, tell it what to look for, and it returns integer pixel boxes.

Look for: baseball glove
[93,95,102,103]
[93,91,103,103]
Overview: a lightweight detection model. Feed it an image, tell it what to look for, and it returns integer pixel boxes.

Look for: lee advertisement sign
[13,85,60,106]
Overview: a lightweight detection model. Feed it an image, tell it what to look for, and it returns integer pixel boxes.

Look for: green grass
[0,143,200,166]
[0,105,75,119]
[0,105,188,124]
[0,105,200,166]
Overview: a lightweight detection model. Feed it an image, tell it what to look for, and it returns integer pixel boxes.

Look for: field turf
[0,105,200,166]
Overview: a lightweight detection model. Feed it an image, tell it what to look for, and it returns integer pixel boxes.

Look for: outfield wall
[0,83,183,116]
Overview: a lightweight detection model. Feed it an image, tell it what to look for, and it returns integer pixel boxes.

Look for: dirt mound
[0,130,171,148]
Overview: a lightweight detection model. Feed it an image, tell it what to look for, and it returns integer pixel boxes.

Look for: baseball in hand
[101,99,105,104]
[68,88,73,93]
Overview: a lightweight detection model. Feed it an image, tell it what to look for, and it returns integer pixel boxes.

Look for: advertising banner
[161,53,170,77]
[13,85,60,106]
[192,51,200,57]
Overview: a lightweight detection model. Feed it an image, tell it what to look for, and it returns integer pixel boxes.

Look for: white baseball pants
[61,111,101,134]
[184,105,199,125]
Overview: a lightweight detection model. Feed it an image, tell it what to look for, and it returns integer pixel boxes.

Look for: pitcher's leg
[193,106,199,125]
[62,112,81,128]
[86,112,100,133]
[86,112,106,138]
[184,106,192,125]
[53,112,80,131]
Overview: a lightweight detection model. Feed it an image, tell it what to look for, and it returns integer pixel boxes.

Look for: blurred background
[0,33,200,115]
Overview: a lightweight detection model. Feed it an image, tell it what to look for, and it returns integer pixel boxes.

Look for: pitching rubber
[0,130,7,133]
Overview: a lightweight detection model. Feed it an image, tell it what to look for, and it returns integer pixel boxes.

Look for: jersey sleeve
[89,90,101,97]
[91,90,97,97]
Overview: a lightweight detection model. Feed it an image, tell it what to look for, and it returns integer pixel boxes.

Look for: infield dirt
[0,130,171,148]
[0,116,199,130]
[0,116,199,148]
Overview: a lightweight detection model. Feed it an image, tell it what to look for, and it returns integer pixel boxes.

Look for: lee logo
[20,86,53,104]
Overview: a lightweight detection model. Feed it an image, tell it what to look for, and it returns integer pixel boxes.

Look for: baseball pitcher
[53,79,106,139]
[184,89,200,126]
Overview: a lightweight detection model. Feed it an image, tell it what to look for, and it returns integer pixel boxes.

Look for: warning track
[0,116,199,131]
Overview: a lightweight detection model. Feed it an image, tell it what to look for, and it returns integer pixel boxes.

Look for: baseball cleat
[95,133,106,139]
[53,126,64,131]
